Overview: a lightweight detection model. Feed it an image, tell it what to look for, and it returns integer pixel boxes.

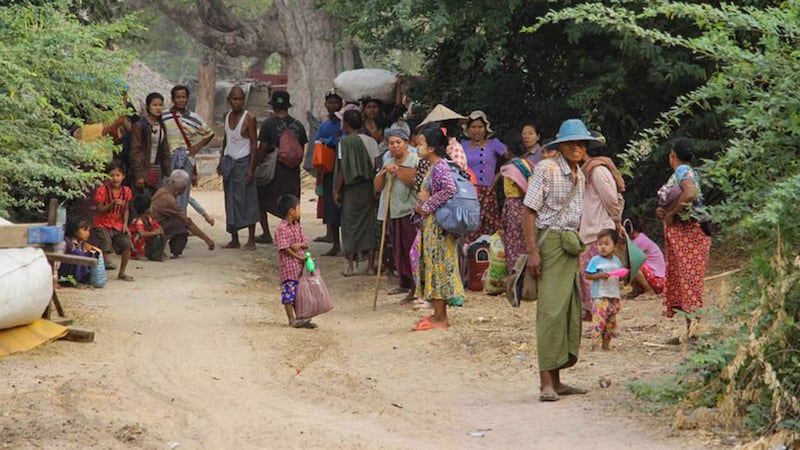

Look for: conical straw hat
[417,104,467,128]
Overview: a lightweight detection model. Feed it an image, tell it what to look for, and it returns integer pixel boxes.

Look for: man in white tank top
[218,85,260,249]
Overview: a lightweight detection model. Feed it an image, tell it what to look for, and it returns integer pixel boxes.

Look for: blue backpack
[434,163,480,235]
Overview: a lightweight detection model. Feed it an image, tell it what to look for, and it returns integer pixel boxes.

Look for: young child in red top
[274,194,316,329]
[129,193,165,261]
[91,160,134,281]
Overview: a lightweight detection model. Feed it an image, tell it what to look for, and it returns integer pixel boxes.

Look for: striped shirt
[161,109,215,153]
[523,153,584,231]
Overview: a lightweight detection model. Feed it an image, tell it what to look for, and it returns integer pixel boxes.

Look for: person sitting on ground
[584,228,625,351]
[150,169,215,258]
[334,109,377,277]
[128,193,165,261]
[624,215,666,298]
[90,159,134,281]
[57,217,101,288]
[274,194,317,329]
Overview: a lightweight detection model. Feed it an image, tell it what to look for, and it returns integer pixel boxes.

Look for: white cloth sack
[334,69,398,103]
[0,248,52,329]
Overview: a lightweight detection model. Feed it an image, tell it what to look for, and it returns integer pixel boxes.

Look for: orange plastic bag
[312,141,335,174]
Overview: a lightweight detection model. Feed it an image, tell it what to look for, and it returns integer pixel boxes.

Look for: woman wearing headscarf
[462,110,512,242]
[375,127,419,301]
[656,138,711,338]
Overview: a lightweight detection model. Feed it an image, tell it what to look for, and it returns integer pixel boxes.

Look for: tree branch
[149,0,288,57]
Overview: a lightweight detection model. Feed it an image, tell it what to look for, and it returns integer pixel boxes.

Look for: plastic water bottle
[304,252,316,273]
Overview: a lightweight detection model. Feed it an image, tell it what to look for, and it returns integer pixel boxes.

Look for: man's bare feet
[206,240,215,251]
[254,234,273,244]
[222,241,241,249]
[321,247,340,257]
[242,241,256,250]
[313,235,333,243]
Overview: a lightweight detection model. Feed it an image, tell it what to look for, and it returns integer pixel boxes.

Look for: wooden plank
[45,252,98,267]
[62,327,95,343]
[51,317,74,326]
[0,225,29,248]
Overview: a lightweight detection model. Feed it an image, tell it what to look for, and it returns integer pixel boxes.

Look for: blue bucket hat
[546,119,601,150]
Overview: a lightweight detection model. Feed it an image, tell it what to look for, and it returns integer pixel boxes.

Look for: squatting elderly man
[151,169,215,258]
[522,119,601,402]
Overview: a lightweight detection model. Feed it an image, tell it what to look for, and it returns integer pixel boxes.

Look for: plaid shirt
[523,153,584,231]
[275,219,307,282]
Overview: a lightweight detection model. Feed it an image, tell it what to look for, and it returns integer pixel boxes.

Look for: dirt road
[1,186,718,449]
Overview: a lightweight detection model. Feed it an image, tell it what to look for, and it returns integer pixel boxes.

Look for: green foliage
[0,1,136,217]
[528,1,800,439]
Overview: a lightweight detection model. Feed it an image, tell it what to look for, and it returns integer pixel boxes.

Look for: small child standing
[129,194,166,261]
[92,159,134,281]
[274,194,316,329]
[584,228,624,351]
[57,217,101,287]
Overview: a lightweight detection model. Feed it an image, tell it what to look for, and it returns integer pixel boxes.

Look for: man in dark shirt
[254,91,308,244]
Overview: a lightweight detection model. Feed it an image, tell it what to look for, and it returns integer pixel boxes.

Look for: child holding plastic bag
[274,194,319,328]
[584,228,625,351]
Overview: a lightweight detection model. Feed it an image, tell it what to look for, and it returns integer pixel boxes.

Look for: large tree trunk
[151,0,355,128]
[195,51,216,124]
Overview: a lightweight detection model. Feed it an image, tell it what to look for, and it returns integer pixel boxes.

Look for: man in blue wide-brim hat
[521,118,601,402]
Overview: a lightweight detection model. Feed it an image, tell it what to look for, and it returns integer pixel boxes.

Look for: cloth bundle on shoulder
[295,269,334,319]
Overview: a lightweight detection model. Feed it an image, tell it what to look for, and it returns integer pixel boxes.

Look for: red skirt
[663,221,710,317]
[467,185,501,243]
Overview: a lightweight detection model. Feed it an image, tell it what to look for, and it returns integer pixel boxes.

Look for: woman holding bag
[412,124,462,331]
[656,138,711,338]
[129,92,171,194]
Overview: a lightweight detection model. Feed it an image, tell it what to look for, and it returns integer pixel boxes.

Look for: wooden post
[373,176,393,311]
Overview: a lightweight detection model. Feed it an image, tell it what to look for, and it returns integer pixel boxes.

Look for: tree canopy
[0,1,135,217]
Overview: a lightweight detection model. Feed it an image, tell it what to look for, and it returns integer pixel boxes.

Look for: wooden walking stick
[373,175,393,311]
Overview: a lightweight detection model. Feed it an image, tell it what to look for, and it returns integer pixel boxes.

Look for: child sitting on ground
[57,217,101,287]
[624,216,666,298]
[584,228,624,351]
[129,193,165,261]
[274,194,316,329]
[91,159,135,281]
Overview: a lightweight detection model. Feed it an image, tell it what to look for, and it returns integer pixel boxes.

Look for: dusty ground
[0,182,737,449]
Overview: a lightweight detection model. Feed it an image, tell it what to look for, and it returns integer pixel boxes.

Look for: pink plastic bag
[295,269,334,319]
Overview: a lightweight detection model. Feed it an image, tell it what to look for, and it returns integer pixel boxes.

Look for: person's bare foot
[206,240,215,251]
[254,234,273,244]
[222,241,240,249]
[321,247,339,257]
[313,235,333,243]
[242,241,256,250]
